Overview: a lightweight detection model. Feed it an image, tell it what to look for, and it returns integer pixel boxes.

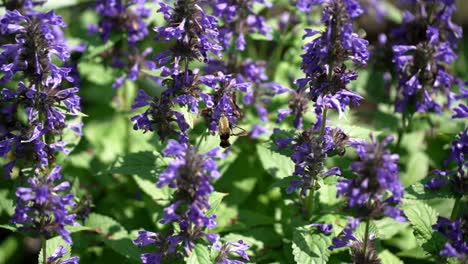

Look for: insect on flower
[218,113,248,148]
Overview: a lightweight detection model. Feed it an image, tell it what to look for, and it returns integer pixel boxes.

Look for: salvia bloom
[213,0,271,51]
[133,140,222,259]
[214,240,250,264]
[329,218,380,264]
[392,0,462,113]
[47,245,80,264]
[0,10,81,175]
[0,0,46,12]
[89,0,157,89]
[426,129,467,195]
[337,135,405,221]
[154,0,222,75]
[11,166,77,244]
[281,0,369,128]
[90,0,151,44]
[433,216,468,261]
[276,127,346,196]
[131,90,190,142]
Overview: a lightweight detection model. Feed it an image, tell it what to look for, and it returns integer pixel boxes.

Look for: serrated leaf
[292,226,332,264]
[38,236,71,264]
[257,144,294,179]
[379,250,404,264]
[403,200,438,248]
[186,244,211,264]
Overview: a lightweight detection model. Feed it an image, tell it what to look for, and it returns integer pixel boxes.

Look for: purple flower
[11,166,77,244]
[91,0,151,45]
[0,10,71,84]
[392,1,462,114]
[337,135,405,221]
[130,90,189,143]
[426,129,467,195]
[276,127,348,196]
[47,245,80,264]
[330,217,381,263]
[134,141,222,259]
[285,0,369,128]
[214,240,250,264]
[214,0,271,50]
[433,217,468,261]
[0,9,81,172]
[329,217,360,250]
[154,0,222,72]
[309,223,333,235]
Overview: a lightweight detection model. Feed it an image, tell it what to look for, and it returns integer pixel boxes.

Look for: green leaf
[38,236,71,264]
[379,250,404,264]
[374,218,408,240]
[257,144,294,179]
[292,226,332,264]
[271,176,301,189]
[404,182,455,200]
[186,244,211,264]
[85,213,142,261]
[0,189,14,216]
[401,152,430,186]
[0,225,16,232]
[0,236,19,263]
[403,201,437,243]
[110,151,162,177]
[82,35,121,60]
[207,192,228,216]
[133,175,171,204]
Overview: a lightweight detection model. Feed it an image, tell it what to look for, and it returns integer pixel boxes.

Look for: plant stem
[320,108,328,136]
[362,217,370,263]
[304,180,315,219]
[42,236,47,264]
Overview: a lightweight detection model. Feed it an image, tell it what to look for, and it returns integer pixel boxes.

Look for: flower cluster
[11,166,77,244]
[337,135,405,221]
[207,0,286,137]
[426,129,467,195]
[0,9,81,175]
[392,0,462,113]
[329,217,380,264]
[276,127,347,196]
[88,0,156,89]
[213,0,271,51]
[133,140,223,261]
[280,0,369,129]
[433,216,468,261]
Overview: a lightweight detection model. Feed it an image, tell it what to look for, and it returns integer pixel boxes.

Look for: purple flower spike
[392,0,462,114]
[11,166,77,244]
[433,217,468,261]
[134,141,222,260]
[337,135,405,221]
